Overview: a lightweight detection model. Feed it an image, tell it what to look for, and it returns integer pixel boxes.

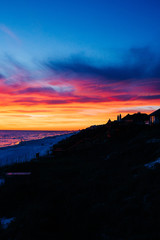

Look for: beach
[0,132,74,167]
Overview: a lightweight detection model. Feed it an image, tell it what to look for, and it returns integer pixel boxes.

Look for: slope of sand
[0,133,74,167]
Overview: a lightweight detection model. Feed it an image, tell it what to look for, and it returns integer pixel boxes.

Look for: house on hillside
[117,114,121,122]
[150,109,160,124]
[122,112,149,125]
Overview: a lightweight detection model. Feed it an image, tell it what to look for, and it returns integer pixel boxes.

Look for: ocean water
[0,130,72,148]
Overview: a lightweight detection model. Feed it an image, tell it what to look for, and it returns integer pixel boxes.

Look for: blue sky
[1,0,160,65]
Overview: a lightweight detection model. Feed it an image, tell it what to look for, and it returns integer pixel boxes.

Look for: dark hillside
[1,124,160,239]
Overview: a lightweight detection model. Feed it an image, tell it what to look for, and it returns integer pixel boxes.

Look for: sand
[0,132,74,167]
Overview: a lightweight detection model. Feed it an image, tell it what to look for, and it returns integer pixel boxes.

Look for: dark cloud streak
[45,47,160,82]
[0,73,5,79]
[16,87,56,95]
[138,95,160,100]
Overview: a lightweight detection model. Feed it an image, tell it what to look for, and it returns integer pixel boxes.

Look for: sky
[0,0,160,130]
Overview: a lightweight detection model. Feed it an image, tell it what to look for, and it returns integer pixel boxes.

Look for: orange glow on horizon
[0,100,159,130]
[0,73,160,130]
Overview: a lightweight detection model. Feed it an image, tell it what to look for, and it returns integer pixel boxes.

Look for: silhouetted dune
[1,123,160,239]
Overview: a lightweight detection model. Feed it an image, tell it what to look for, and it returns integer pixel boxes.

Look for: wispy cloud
[0,24,21,44]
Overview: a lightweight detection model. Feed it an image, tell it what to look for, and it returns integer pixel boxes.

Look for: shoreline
[0,132,76,167]
[0,132,75,150]
[0,130,75,149]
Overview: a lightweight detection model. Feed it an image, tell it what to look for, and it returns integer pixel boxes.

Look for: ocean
[0,130,72,148]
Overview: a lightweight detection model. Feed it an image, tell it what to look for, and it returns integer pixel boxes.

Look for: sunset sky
[0,0,160,130]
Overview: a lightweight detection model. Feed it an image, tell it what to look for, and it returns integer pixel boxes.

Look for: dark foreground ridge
[1,122,160,239]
